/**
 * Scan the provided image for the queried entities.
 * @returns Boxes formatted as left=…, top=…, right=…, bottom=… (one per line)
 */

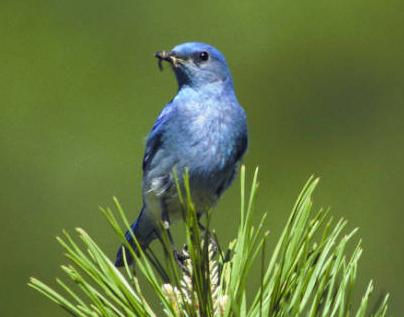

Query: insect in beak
left=155, top=50, right=183, bottom=71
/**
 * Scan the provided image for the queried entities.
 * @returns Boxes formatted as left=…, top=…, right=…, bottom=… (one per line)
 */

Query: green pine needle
left=28, top=166, right=389, bottom=316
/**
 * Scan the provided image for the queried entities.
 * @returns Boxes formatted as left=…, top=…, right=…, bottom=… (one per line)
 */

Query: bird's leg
left=161, top=210, right=189, bottom=267
left=197, top=213, right=219, bottom=256
left=161, top=210, right=176, bottom=250
left=162, top=218, right=175, bottom=248
left=145, top=245, right=170, bottom=283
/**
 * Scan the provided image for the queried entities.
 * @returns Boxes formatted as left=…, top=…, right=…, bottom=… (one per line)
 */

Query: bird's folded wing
left=142, top=102, right=175, bottom=173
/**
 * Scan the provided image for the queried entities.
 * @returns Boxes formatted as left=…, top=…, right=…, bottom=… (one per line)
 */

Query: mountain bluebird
left=115, top=42, right=248, bottom=267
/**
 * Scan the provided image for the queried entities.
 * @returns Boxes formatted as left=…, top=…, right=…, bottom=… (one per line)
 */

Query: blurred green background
left=1, top=0, right=403, bottom=315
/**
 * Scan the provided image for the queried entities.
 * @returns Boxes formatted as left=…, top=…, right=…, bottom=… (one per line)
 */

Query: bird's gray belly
left=144, top=160, right=235, bottom=222
left=166, top=164, right=235, bottom=218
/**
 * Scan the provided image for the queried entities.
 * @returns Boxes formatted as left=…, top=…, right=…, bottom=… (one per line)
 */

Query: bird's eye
left=199, top=51, right=209, bottom=62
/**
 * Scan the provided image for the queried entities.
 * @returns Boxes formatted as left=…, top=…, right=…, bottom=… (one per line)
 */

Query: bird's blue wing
left=142, top=103, right=174, bottom=172
left=116, top=105, right=176, bottom=268
left=215, top=126, right=248, bottom=196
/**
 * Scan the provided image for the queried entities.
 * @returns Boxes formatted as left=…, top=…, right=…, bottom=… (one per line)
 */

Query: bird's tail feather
left=114, top=206, right=157, bottom=267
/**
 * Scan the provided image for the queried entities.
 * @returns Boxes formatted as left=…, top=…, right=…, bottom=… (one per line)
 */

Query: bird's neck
left=177, top=76, right=235, bottom=99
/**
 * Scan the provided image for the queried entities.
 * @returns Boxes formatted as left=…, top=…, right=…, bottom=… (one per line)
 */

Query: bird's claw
left=174, top=246, right=190, bottom=272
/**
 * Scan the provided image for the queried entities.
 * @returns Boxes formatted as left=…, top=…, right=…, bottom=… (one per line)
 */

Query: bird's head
left=155, top=42, right=232, bottom=88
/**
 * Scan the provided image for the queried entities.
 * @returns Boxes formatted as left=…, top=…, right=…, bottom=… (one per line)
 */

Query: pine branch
left=29, top=166, right=390, bottom=316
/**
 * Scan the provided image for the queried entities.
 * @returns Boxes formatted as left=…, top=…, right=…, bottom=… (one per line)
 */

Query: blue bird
left=115, top=42, right=248, bottom=267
